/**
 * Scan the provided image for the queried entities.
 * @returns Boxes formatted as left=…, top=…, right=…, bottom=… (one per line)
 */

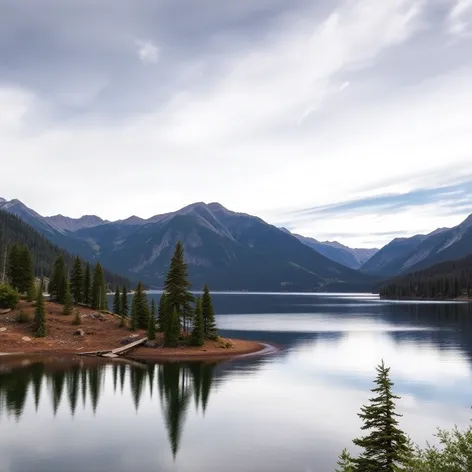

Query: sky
left=1, top=0, right=472, bottom=248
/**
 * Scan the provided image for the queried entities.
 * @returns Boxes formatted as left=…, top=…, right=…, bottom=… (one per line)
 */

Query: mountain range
left=0, top=198, right=377, bottom=291
left=2, top=197, right=472, bottom=291
left=361, top=214, right=472, bottom=277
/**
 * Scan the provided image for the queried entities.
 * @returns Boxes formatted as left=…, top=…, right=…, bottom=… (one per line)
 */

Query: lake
left=1, top=292, right=472, bottom=472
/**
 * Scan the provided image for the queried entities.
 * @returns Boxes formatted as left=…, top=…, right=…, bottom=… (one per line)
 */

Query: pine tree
left=70, top=256, right=84, bottom=304
left=120, top=285, right=128, bottom=327
left=100, top=270, right=107, bottom=310
left=18, top=246, right=34, bottom=294
left=157, top=292, right=167, bottom=332
left=130, top=296, right=137, bottom=331
left=6, top=244, right=20, bottom=290
left=336, top=449, right=355, bottom=472
left=91, top=263, right=104, bottom=310
left=63, top=276, right=73, bottom=315
left=131, top=281, right=149, bottom=329
left=72, top=309, right=81, bottom=326
left=147, top=298, right=156, bottom=340
left=26, top=278, right=37, bottom=302
left=113, top=286, right=121, bottom=314
left=165, top=307, right=180, bottom=347
left=163, top=241, right=194, bottom=334
left=50, top=254, right=66, bottom=302
left=191, top=297, right=204, bottom=346
left=34, top=280, right=46, bottom=337
left=83, top=262, right=91, bottom=306
left=202, top=284, right=217, bottom=340
left=351, top=360, right=411, bottom=471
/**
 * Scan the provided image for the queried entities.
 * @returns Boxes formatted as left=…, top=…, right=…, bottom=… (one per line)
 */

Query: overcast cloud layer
left=1, top=0, right=472, bottom=247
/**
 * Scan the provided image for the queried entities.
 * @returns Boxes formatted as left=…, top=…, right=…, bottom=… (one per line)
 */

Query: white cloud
left=2, top=0, right=472, bottom=247
left=136, top=40, right=159, bottom=64
left=448, top=0, right=472, bottom=36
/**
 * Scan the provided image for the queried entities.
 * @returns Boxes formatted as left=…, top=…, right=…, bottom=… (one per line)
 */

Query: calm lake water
left=1, top=292, right=472, bottom=472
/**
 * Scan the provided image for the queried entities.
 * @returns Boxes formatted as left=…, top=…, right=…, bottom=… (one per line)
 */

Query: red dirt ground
left=0, top=300, right=265, bottom=361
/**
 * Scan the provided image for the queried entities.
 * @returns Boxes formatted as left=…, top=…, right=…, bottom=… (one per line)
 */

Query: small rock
left=0, top=309, right=11, bottom=314
left=144, top=340, right=158, bottom=348
left=120, top=334, right=140, bottom=345
left=73, top=329, right=85, bottom=336
left=22, top=336, right=31, bottom=342
left=0, top=327, right=6, bottom=332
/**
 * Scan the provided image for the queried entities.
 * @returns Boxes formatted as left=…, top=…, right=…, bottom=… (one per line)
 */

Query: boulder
left=0, top=327, right=6, bottom=332
left=144, top=340, right=158, bottom=348
left=120, top=334, right=140, bottom=345
left=0, top=309, right=11, bottom=315
left=73, top=329, right=85, bottom=336
left=22, top=336, right=31, bottom=342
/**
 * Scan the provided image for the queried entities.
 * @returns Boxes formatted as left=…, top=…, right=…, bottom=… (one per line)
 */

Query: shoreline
left=380, top=295, right=472, bottom=302
left=0, top=300, right=273, bottom=363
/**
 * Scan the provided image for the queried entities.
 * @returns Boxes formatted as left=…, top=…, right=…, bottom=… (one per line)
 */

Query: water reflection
left=0, top=358, right=218, bottom=460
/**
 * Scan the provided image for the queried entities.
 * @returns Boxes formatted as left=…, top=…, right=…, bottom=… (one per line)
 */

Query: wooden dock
left=78, top=337, right=148, bottom=358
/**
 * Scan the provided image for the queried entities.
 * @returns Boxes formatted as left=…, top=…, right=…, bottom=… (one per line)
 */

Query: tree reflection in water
left=0, top=359, right=217, bottom=459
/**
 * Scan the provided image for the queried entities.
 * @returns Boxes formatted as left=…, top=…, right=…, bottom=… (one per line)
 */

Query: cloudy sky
left=1, top=0, right=472, bottom=248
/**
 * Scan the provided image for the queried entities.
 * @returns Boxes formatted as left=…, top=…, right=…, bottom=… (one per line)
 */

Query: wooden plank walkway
left=78, top=337, right=148, bottom=358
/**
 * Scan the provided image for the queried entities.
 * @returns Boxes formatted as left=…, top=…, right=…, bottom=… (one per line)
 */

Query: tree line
left=0, top=209, right=131, bottom=289
left=112, top=241, right=218, bottom=347
left=380, top=254, right=472, bottom=300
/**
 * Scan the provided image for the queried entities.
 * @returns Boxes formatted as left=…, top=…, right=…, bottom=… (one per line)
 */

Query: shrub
left=16, top=309, right=30, bottom=324
left=0, top=284, right=19, bottom=309
left=72, top=310, right=81, bottom=326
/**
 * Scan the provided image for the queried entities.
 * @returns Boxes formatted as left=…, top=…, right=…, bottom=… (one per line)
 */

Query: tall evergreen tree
left=83, top=262, right=91, bottom=306
left=18, top=246, right=34, bottom=294
left=91, top=262, right=105, bottom=310
left=191, top=297, right=204, bottom=346
left=6, top=244, right=20, bottom=290
left=50, top=254, right=66, bottom=302
left=147, top=298, right=156, bottom=340
left=100, top=269, right=107, bottom=310
left=120, top=285, right=128, bottom=327
left=202, top=284, right=218, bottom=340
left=63, top=276, right=73, bottom=315
left=34, top=280, right=46, bottom=337
left=163, top=241, right=194, bottom=334
left=113, top=286, right=121, bottom=314
left=157, top=292, right=167, bottom=332
left=131, top=281, right=149, bottom=329
left=165, top=307, right=180, bottom=347
left=26, top=278, right=37, bottom=302
left=350, top=360, right=411, bottom=471
left=70, top=256, right=84, bottom=304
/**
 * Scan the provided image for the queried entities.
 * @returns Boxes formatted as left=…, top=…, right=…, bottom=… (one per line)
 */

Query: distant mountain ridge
left=361, top=215, right=472, bottom=277
left=45, top=214, right=109, bottom=232
left=0, top=198, right=377, bottom=291
left=281, top=228, right=378, bottom=270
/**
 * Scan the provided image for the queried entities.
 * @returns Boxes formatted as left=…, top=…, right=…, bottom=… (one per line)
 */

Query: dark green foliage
left=6, top=244, right=20, bottom=289
left=147, top=298, right=156, bottom=340
left=131, top=281, right=149, bottom=329
left=50, top=254, right=66, bottom=303
left=91, top=262, right=105, bottom=310
left=336, top=449, right=355, bottom=472
left=113, top=286, right=121, bottom=314
left=157, top=292, right=167, bottom=332
left=70, top=256, right=84, bottom=304
left=0, top=210, right=131, bottom=290
left=34, top=281, right=47, bottom=337
left=120, top=285, right=128, bottom=327
left=83, top=262, right=91, bottom=306
left=191, top=297, right=204, bottom=346
left=163, top=241, right=194, bottom=334
left=26, top=278, right=36, bottom=302
left=165, top=308, right=180, bottom=347
left=380, top=254, right=472, bottom=300
left=121, top=285, right=128, bottom=316
left=63, top=277, right=73, bottom=315
left=0, top=284, right=19, bottom=309
left=72, top=309, right=81, bottom=325
left=348, top=361, right=411, bottom=471
left=6, top=244, right=34, bottom=294
left=202, top=284, right=218, bottom=339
